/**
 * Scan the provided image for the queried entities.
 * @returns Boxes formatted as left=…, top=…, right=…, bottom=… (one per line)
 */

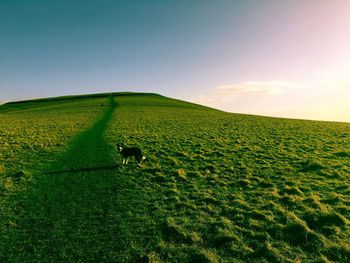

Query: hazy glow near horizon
left=1, top=0, right=350, bottom=122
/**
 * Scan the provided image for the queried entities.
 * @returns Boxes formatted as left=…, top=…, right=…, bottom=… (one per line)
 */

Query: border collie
left=117, top=143, right=146, bottom=165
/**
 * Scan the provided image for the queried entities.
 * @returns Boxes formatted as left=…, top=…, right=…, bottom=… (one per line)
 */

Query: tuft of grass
left=213, top=228, right=240, bottom=247
left=282, top=185, right=304, bottom=196
left=303, top=209, right=349, bottom=230
left=162, top=217, right=190, bottom=243
left=174, top=168, right=187, bottom=180
left=333, top=151, right=350, bottom=158
left=283, top=212, right=322, bottom=248
left=324, top=243, right=350, bottom=262
left=189, top=249, right=219, bottom=263
left=300, top=159, right=325, bottom=172
left=283, top=221, right=321, bottom=247
left=253, top=241, right=289, bottom=263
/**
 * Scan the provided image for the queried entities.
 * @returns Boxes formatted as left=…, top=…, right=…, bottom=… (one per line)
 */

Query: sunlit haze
left=1, top=0, right=349, bottom=122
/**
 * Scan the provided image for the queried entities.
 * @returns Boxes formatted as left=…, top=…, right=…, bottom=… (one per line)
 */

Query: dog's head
left=117, top=143, right=124, bottom=152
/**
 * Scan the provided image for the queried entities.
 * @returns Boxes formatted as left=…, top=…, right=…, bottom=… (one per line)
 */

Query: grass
left=1, top=92, right=350, bottom=262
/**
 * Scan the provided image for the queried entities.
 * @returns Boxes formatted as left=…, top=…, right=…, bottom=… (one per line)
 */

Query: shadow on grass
left=1, top=97, right=157, bottom=262
left=47, top=96, right=118, bottom=173
left=46, top=164, right=118, bottom=175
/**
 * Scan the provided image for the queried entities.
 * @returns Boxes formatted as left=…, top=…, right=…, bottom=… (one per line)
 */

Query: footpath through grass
left=1, top=93, right=350, bottom=262
left=0, top=96, right=159, bottom=262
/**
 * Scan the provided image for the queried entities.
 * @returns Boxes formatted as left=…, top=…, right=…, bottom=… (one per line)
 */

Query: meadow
left=0, top=93, right=349, bottom=262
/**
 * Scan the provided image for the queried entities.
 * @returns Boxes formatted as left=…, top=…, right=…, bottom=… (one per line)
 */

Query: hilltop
left=0, top=92, right=349, bottom=262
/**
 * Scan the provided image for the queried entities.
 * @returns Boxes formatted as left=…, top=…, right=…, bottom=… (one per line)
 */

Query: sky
left=1, top=0, right=350, bottom=122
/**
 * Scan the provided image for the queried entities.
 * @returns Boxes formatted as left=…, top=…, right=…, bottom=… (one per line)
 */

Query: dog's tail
left=138, top=156, right=147, bottom=167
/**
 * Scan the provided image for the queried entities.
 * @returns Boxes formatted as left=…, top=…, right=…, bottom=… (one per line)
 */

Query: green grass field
left=1, top=93, right=349, bottom=262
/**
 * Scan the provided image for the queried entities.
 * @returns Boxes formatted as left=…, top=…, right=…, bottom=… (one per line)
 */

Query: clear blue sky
left=1, top=0, right=350, bottom=121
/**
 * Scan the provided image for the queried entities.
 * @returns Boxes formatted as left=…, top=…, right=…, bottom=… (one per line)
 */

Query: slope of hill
left=1, top=92, right=349, bottom=262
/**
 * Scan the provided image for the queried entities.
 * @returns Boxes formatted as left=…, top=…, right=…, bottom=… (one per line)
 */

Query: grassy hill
left=0, top=92, right=349, bottom=262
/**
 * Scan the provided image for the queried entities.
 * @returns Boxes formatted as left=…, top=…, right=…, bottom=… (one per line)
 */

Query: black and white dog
left=117, top=143, right=146, bottom=165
